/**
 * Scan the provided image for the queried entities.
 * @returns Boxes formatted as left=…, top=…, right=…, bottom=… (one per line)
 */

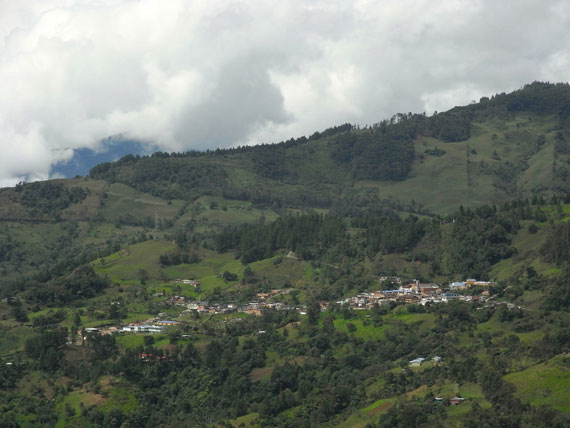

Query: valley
left=0, top=83, right=569, bottom=427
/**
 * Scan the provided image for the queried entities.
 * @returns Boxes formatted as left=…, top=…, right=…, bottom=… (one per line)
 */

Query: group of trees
left=24, top=265, right=110, bottom=306
left=2, top=200, right=569, bottom=426
left=542, top=221, right=570, bottom=265
left=12, top=298, right=564, bottom=427
left=158, top=250, right=200, bottom=266
left=15, top=181, right=87, bottom=214
left=353, top=215, right=425, bottom=254
left=214, top=204, right=523, bottom=281
left=90, top=158, right=229, bottom=200
left=329, top=122, right=416, bottom=181
left=215, top=214, right=347, bottom=263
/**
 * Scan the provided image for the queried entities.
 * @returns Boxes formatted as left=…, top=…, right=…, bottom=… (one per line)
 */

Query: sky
left=1, top=0, right=570, bottom=187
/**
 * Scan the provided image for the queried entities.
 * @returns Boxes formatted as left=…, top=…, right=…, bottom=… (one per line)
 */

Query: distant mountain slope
left=51, top=138, right=151, bottom=178
left=87, top=82, right=570, bottom=214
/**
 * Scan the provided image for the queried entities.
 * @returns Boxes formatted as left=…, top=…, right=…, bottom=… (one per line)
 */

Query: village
left=337, top=277, right=494, bottom=310
left=80, top=277, right=495, bottom=338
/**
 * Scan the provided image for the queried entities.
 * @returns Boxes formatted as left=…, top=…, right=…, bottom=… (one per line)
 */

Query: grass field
left=334, top=398, right=396, bottom=428
left=54, top=379, right=138, bottom=428
left=228, top=412, right=260, bottom=427
left=505, top=355, right=570, bottom=413
left=98, top=183, right=185, bottom=222
left=92, top=239, right=313, bottom=299
left=330, top=310, right=435, bottom=342
left=353, top=113, right=560, bottom=214
left=0, top=325, right=36, bottom=355
left=94, top=239, right=177, bottom=283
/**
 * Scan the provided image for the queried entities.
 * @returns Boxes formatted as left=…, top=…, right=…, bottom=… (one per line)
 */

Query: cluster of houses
left=173, top=279, right=200, bottom=288
left=337, top=278, right=493, bottom=310
left=84, top=277, right=496, bottom=337
left=184, top=300, right=293, bottom=316
left=435, top=396, right=466, bottom=406
left=145, top=277, right=495, bottom=319
left=409, top=355, right=442, bottom=367
left=448, top=278, right=494, bottom=290
left=121, top=318, right=182, bottom=334
left=174, top=288, right=294, bottom=316
left=408, top=356, right=467, bottom=405
left=81, top=317, right=184, bottom=337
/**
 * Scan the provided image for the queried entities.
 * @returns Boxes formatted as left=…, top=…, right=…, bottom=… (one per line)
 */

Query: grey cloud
left=173, top=56, right=291, bottom=149
left=1, top=0, right=570, bottom=186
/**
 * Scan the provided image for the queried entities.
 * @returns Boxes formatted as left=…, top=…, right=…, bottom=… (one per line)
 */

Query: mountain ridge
left=85, top=81, right=570, bottom=214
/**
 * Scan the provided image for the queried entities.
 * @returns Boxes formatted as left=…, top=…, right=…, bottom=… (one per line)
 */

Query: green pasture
left=505, top=355, right=570, bottom=413
left=98, top=183, right=185, bottom=222
left=354, top=113, right=560, bottom=214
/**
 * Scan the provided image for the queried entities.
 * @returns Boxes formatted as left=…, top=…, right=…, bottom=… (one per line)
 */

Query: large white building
left=122, top=324, right=166, bottom=334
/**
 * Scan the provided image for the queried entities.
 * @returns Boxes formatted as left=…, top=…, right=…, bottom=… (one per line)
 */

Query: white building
left=122, top=324, right=166, bottom=334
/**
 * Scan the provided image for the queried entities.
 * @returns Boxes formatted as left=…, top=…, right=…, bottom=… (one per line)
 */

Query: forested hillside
left=0, top=82, right=569, bottom=428
left=89, top=81, right=570, bottom=213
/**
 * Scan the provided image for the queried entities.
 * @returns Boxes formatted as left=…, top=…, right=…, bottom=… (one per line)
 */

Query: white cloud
left=1, top=0, right=570, bottom=186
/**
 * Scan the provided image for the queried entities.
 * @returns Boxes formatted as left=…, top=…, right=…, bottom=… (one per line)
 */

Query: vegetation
left=0, top=82, right=569, bottom=427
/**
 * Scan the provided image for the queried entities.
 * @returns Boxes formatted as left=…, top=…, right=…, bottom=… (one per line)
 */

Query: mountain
left=51, top=138, right=151, bottom=179
left=0, top=82, right=569, bottom=428
left=88, top=81, right=570, bottom=214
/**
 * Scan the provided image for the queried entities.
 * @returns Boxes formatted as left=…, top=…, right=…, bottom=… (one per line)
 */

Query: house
left=432, top=356, right=442, bottom=363
left=465, top=278, right=494, bottom=287
left=175, top=279, right=200, bottom=287
left=418, top=283, right=441, bottom=295
left=409, top=357, right=425, bottom=367
left=122, top=324, right=166, bottom=334
left=372, top=291, right=385, bottom=299
left=449, top=397, right=465, bottom=405
left=449, top=281, right=468, bottom=290
left=473, top=280, right=494, bottom=287
left=139, top=353, right=168, bottom=362
left=155, top=320, right=181, bottom=326
left=441, top=293, right=461, bottom=302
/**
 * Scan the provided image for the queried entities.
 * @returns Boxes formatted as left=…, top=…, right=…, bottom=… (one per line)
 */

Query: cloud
left=1, top=0, right=570, bottom=186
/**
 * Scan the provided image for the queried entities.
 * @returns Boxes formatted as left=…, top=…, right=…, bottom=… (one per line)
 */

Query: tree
left=242, top=265, right=254, bottom=284
left=137, top=269, right=149, bottom=285
left=109, top=304, right=121, bottom=322
left=168, top=329, right=181, bottom=344
left=307, top=301, right=321, bottom=325
left=222, top=271, right=238, bottom=282
left=10, top=305, right=28, bottom=322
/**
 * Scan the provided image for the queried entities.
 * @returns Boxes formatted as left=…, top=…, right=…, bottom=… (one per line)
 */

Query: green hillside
left=0, top=82, right=569, bottom=428
left=88, top=82, right=570, bottom=214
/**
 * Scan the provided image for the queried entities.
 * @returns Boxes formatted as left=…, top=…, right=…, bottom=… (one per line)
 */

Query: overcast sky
left=1, top=0, right=570, bottom=187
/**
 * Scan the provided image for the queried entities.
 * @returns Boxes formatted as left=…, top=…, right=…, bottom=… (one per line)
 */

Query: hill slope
left=87, top=81, right=570, bottom=214
left=0, top=82, right=569, bottom=428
